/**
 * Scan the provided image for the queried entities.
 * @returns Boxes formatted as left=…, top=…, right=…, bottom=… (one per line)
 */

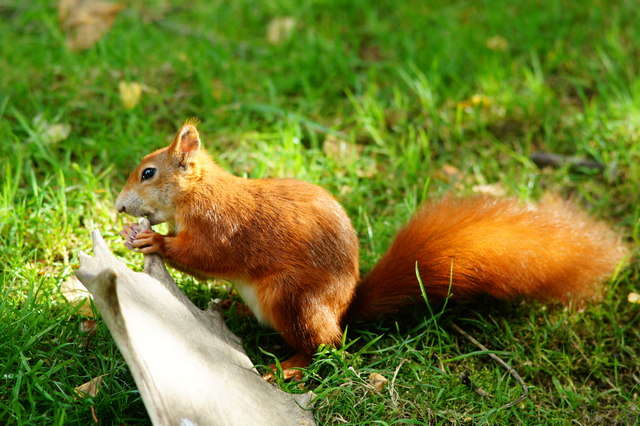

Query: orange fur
left=116, top=123, right=628, bottom=377
left=348, top=196, right=628, bottom=320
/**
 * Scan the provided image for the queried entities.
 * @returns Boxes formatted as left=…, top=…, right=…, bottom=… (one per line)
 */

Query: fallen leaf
left=486, top=35, right=509, bottom=51
left=61, top=276, right=95, bottom=317
left=434, top=164, right=465, bottom=185
left=628, top=292, right=640, bottom=304
left=32, top=115, right=72, bottom=144
left=359, top=43, right=383, bottom=62
left=266, top=17, right=296, bottom=44
left=74, top=375, right=106, bottom=398
left=355, top=158, right=379, bottom=178
left=210, top=79, right=228, bottom=101
left=118, top=81, right=142, bottom=109
left=58, top=0, right=124, bottom=51
left=472, top=183, right=506, bottom=197
left=385, top=108, right=407, bottom=129
left=45, top=123, right=72, bottom=143
left=339, top=185, right=354, bottom=195
left=457, top=94, right=492, bottom=110
left=441, top=164, right=461, bottom=178
left=368, top=372, right=388, bottom=392
left=323, top=135, right=360, bottom=164
left=80, top=319, right=98, bottom=335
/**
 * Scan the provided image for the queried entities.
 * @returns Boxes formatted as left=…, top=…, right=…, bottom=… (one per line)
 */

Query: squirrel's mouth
left=144, top=213, right=164, bottom=226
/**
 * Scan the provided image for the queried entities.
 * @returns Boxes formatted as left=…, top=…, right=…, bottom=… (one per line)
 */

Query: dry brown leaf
left=385, top=108, right=407, bottom=128
left=441, top=164, right=461, bottom=178
left=368, top=372, right=388, bottom=392
left=628, top=292, right=640, bottom=304
left=61, top=276, right=95, bottom=317
left=74, top=375, right=106, bottom=398
left=486, top=35, right=509, bottom=51
left=80, top=319, right=98, bottom=335
left=266, top=17, right=296, bottom=44
left=359, top=43, right=383, bottom=62
left=210, top=79, right=228, bottom=101
left=58, top=0, right=124, bottom=51
left=434, top=164, right=463, bottom=184
left=472, top=183, right=506, bottom=197
left=118, top=81, right=142, bottom=109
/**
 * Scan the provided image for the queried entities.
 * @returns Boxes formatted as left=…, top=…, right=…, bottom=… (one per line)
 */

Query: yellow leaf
left=118, top=81, right=142, bottom=109
left=58, top=0, right=124, bottom=51
left=457, top=94, right=492, bottom=110
left=368, top=372, right=388, bottom=392
left=266, top=17, right=296, bottom=45
left=74, top=375, right=106, bottom=398
left=486, top=35, right=509, bottom=51
left=210, top=79, right=227, bottom=101
left=628, top=292, right=640, bottom=304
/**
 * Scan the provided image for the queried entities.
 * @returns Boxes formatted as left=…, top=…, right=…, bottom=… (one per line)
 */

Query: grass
left=1, top=0, right=639, bottom=423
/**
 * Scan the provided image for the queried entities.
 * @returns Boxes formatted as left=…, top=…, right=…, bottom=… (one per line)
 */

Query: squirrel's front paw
left=120, top=224, right=164, bottom=254
left=129, top=230, right=165, bottom=255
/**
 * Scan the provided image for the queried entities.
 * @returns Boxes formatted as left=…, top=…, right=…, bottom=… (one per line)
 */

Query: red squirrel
left=116, top=121, right=628, bottom=380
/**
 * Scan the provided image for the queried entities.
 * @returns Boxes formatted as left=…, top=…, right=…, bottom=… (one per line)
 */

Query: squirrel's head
left=115, top=121, right=211, bottom=225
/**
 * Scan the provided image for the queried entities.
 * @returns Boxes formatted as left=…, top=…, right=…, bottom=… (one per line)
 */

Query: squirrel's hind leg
left=259, top=272, right=352, bottom=381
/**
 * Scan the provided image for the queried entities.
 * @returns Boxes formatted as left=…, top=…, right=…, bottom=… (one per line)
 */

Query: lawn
left=1, top=0, right=639, bottom=423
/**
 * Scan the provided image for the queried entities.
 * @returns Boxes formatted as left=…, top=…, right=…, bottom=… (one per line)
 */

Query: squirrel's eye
left=141, top=167, right=156, bottom=181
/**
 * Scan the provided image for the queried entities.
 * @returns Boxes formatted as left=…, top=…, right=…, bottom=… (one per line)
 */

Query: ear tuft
left=171, top=122, right=201, bottom=154
left=183, top=117, right=200, bottom=127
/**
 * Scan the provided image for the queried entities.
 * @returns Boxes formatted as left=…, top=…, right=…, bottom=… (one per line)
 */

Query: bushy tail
left=348, top=196, right=628, bottom=321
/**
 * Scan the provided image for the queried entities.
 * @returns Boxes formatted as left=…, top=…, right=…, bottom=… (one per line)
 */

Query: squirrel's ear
left=170, top=123, right=201, bottom=155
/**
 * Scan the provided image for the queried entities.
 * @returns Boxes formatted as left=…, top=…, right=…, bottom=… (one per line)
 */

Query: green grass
left=1, top=0, right=639, bottom=423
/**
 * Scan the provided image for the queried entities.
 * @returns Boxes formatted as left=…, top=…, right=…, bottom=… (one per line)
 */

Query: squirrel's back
left=348, top=195, right=628, bottom=321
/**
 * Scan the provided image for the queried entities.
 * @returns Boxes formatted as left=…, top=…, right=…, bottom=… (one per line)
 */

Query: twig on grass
left=389, top=359, right=407, bottom=408
left=451, top=322, right=529, bottom=410
left=530, top=152, right=605, bottom=172
left=460, top=372, right=493, bottom=398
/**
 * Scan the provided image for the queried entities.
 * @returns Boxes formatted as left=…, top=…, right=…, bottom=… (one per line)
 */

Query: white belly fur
left=233, top=281, right=269, bottom=326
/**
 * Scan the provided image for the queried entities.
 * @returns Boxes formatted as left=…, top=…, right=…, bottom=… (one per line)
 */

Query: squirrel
left=116, top=121, right=628, bottom=380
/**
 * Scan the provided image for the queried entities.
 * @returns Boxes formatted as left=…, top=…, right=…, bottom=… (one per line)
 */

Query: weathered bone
left=75, top=219, right=314, bottom=426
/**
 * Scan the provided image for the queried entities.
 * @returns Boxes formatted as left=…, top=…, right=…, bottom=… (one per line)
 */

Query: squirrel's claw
left=120, top=225, right=163, bottom=254
left=120, top=223, right=141, bottom=250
